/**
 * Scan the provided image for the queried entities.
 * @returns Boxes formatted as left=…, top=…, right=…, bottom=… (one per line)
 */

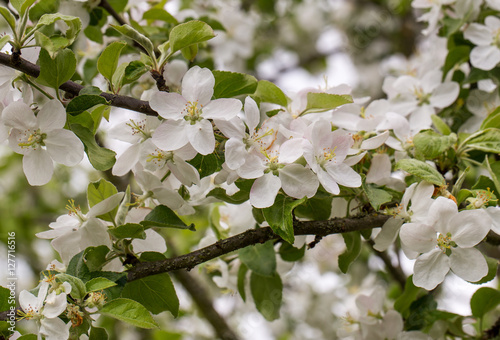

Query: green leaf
left=123, top=61, right=148, bottom=85
left=253, top=80, right=289, bottom=107
left=338, top=231, right=361, bottom=274
left=406, top=294, right=438, bottom=330
left=0, top=6, right=16, bottom=31
left=109, top=223, right=146, bottom=240
left=207, top=187, right=250, bottom=204
left=294, top=196, right=332, bottom=220
left=471, top=287, right=500, bottom=318
left=461, top=128, right=500, bottom=153
left=212, top=71, right=258, bottom=99
left=67, top=95, right=107, bottom=116
left=485, top=158, right=500, bottom=195
left=395, top=159, right=445, bottom=186
left=98, top=41, right=127, bottom=86
left=0, top=286, right=11, bottom=311
left=71, top=124, right=116, bottom=171
left=100, top=298, right=159, bottom=329
left=238, top=241, right=276, bottom=277
left=394, top=276, right=423, bottom=318
left=181, top=43, right=198, bottom=62
left=111, top=24, right=155, bottom=59
left=0, top=34, right=9, bottom=51
left=278, top=242, right=305, bottom=262
left=84, top=245, right=110, bottom=272
left=37, top=48, right=76, bottom=90
left=121, top=273, right=179, bottom=316
left=141, top=205, right=195, bottom=230
left=85, top=277, right=118, bottom=292
left=143, top=8, right=178, bottom=24
left=66, top=251, right=91, bottom=280
left=56, top=273, right=86, bottom=300
left=16, top=335, right=37, bottom=340
left=34, top=13, right=82, bottom=56
left=481, top=106, right=500, bottom=130
left=28, top=0, right=58, bottom=21
left=169, top=20, right=215, bottom=55
left=89, top=327, right=108, bottom=340
left=262, top=195, right=306, bottom=244
left=11, top=0, right=36, bottom=15
left=250, top=272, right=282, bottom=321
left=443, top=45, right=470, bottom=77
left=413, top=130, right=456, bottom=159
left=362, top=183, right=393, bottom=211
left=188, top=153, right=223, bottom=178
left=431, top=114, right=451, bottom=135
left=302, top=92, right=353, bottom=114
left=87, top=179, right=118, bottom=208
left=237, top=263, right=248, bottom=302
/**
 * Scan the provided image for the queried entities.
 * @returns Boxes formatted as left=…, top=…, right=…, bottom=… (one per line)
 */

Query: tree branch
left=127, top=213, right=391, bottom=281
left=0, top=52, right=158, bottom=116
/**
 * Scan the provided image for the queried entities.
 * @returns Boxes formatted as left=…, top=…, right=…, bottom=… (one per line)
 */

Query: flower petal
left=23, top=149, right=53, bottom=186
left=182, top=66, right=214, bottom=105
left=470, top=45, right=500, bottom=71
left=203, top=98, right=242, bottom=120
left=152, top=120, right=189, bottom=151
left=37, top=100, right=66, bottom=131
left=279, top=164, right=319, bottom=199
left=45, top=129, right=84, bottom=166
left=450, top=247, right=488, bottom=282
left=250, top=173, right=281, bottom=208
left=449, top=209, right=491, bottom=247
left=413, top=249, right=450, bottom=290
left=399, top=222, right=436, bottom=254
left=373, top=217, right=404, bottom=252
left=186, top=119, right=215, bottom=155
left=149, top=92, right=187, bottom=120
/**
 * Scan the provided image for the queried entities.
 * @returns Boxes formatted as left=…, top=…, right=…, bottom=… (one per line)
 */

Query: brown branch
left=127, top=213, right=390, bottom=281
left=367, top=239, right=407, bottom=289
left=0, top=52, right=158, bottom=116
left=98, top=0, right=127, bottom=26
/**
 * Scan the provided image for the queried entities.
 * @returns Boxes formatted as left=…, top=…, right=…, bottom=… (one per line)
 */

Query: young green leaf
left=71, top=124, right=116, bottom=171
left=239, top=241, right=276, bottom=277
left=395, top=159, right=445, bottom=186
left=55, top=274, right=86, bottom=300
left=338, top=231, right=362, bottom=274
left=0, top=6, right=16, bottom=31
left=141, top=205, right=195, bottom=230
left=98, top=41, right=127, bottom=86
left=213, top=71, right=258, bottom=98
left=99, top=298, right=159, bottom=329
left=121, top=273, right=179, bottom=316
left=237, top=263, right=248, bottom=302
left=85, top=277, right=118, bottom=293
left=67, top=95, right=108, bottom=116
left=470, top=287, right=500, bottom=319
left=461, top=128, right=500, bottom=153
left=253, top=80, right=289, bottom=107
left=169, top=20, right=215, bottom=55
left=250, top=272, right=283, bottom=321
left=262, top=195, right=306, bottom=244
left=413, top=130, right=457, bottom=159
left=37, top=48, right=76, bottom=90
left=302, top=92, right=353, bottom=114
left=87, top=179, right=118, bottom=208
left=111, top=24, right=155, bottom=60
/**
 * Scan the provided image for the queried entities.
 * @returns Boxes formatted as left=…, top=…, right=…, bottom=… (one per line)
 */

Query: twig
left=127, top=213, right=391, bottom=281
left=0, top=52, right=158, bottom=116
left=367, top=239, right=407, bottom=289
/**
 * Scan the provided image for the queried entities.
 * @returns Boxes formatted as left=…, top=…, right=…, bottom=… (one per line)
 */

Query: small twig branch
left=98, top=0, right=127, bottom=26
left=0, top=52, right=158, bottom=116
left=127, top=213, right=391, bottom=281
left=367, top=239, right=407, bottom=289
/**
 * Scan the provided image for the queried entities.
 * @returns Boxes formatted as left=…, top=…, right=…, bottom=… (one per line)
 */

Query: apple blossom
left=151, top=66, right=242, bottom=155
left=464, top=16, right=500, bottom=70
left=399, top=197, right=491, bottom=290
left=2, top=100, right=84, bottom=186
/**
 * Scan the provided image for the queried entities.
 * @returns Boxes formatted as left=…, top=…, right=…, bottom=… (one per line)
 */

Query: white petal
left=225, top=138, right=247, bottom=170
left=2, top=101, right=37, bottom=130
left=244, top=96, right=260, bottom=132
left=152, top=187, right=185, bottom=210
left=45, top=129, right=84, bottom=166
left=37, top=100, right=66, bottom=131
left=250, top=173, right=281, bottom=208
left=23, top=149, right=53, bottom=186
left=464, top=23, right=493, bottom=45
left=79, top=219, right=112, bottom=250
left=152, top=120, right=189, bottom=151
left=149, top=92, right=187, bottom=120
left=373, top=217, right=404, bottom=252
left=430, top=82, right=459, bottom=108
left=449, top=209, right=491, bottom=247
left=88, top=192, right=125, bottom=217
left=399, top=223, right=436, bottom=254
left=366, top=153, right=391, bottom=184
left=186, top=119, right=215, bottom=155
left=43, top=292, right=67, bottom=318
left=112, top=143, right=141, bottom=176
left=317, top=168, right=340, bottom=195
left=428, top=197, right=457, bottom=231
left=278, top=138, right=305, bottom=163
left=51, top=230, right=82, bottom=264
left=450, top=247, right=488, bottom=282
left=470, top=45, right=500, bottom=71
left=486, top=206, right=500, bottom=235
left=182, top=66, right=214, bottom=105
left=40, top=316, right=71, bottom=340
left=203, top=98, right=242, bottom=120
left=215, top=118, right=245, bottom=139
left=238, top=154, right=266, bottom=179
left=168, top=156, right=200, bottom=186
left=360, top=131, right=389, bottom=150
left=325, top=163, right=362, bottom=188
left=279, top=164, right=319, bottom=199
left=413, top=249, right=450, bottom=290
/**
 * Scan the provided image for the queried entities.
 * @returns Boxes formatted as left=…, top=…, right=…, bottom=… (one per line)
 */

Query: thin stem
left=23, top=76, right=54, bottom=99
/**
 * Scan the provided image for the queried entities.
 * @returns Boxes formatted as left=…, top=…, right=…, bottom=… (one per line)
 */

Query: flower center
left=437, top=232, right=456, bottom=254
left=66, top=199, right=85, bottom=223
left=316, top=146, right=337, bottom=168
left=126, top=119, right=150, bottom=139
left=147, top=148, right=174, bottom=166
left=18, top=128, right=46, bottom=150
left=414, top=87, right=431, bottom=106
left=183, top=101, right=203, bottom=125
